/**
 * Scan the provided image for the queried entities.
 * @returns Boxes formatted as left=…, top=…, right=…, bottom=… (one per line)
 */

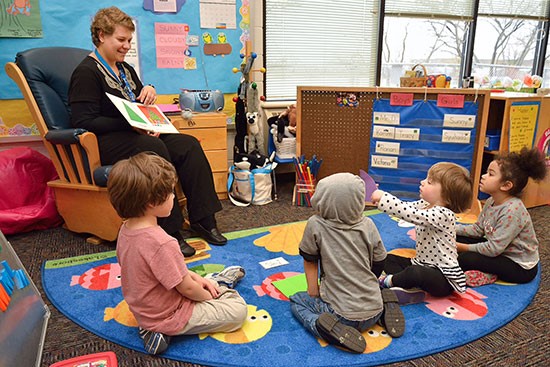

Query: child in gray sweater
left=456, top=147, right=547, bottom=287
left=290, top=173, right=404, bottom=354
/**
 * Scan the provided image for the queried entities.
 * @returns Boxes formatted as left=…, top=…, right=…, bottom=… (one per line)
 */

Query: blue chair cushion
left=15, top=47, right=90, bottom=130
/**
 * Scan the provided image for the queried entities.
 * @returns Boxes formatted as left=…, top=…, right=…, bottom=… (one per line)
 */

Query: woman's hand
left=137, top=85, right=156, bottom=105
left=133, top=128, right=160, bottom=138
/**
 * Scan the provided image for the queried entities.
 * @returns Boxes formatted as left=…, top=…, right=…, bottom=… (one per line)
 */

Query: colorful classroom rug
left=42, top=210, right=540, bottom=367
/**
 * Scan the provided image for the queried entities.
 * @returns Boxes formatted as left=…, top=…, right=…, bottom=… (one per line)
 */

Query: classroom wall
left=0, top=0, right=249, bottom=138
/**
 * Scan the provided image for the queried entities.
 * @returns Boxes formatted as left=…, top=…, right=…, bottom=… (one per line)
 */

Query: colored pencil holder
left=293, top=179, right=316, bottom=207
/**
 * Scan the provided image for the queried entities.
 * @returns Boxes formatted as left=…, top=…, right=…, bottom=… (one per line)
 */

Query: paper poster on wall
left=200, top=0, right=237, bottom=29
left=143, top=0, right=185, bottom=13
left=155, top=23, right=189, bottom=69
left=509, top=101, right=539, bottom=152
left=0, top=0, right=42, bottom=38
left=154, top=0, right=177, bottom=12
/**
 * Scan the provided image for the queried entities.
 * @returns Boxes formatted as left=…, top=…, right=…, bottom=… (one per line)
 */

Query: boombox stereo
left=179, top=89, right=224, bottom=112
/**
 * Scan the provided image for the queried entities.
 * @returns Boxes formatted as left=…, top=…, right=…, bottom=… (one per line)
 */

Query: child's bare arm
left=303, top=260, right=320, bottom=297
left=189, top=272, right=221, bottom=298
left=176, top=273, right=215, bottom=301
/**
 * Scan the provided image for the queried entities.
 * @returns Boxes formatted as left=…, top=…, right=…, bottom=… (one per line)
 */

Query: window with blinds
left=478, top=0, right=550, bottom=20
left=264, top=0, right=379, bottom=100
left=384, top=0, right=474, bottom=20
left=264, top=0, right=550, bottom=98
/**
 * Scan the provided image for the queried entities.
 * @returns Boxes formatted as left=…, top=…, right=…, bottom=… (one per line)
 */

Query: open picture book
left=106, top=92, right=179, bottom=134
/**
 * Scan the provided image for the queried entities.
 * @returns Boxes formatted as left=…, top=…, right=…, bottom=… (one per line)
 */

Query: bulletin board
left=297, top=87, right=491, bottom=203
left=0, top=0, right=248, bottom=100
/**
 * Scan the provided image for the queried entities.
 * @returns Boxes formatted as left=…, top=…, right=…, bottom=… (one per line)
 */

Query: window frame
left=263, top=0, right=550, bottom=100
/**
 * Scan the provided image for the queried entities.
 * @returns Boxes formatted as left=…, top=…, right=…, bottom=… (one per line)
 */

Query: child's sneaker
left=206, top=265, right=245, bottom=289
left=378, top=274, right=392, bottom=288
left=390, top=287, right=426, bottom=305
left=465, top=270, right=497, bottom=287
left=315, top=312, right=366, bottom=354
left=138, top=327, right=171, bottom=355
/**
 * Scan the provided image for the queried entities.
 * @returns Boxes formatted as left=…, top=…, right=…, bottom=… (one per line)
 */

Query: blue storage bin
left=484, top=130, right=501, bottom=151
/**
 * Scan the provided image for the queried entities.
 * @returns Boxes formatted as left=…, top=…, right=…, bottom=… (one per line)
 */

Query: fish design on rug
left=406, top=228, right=416, bottom=241
left=318, top=324, right=391, bottom=353
left=425, top=288, right=488, bottom=320
left=198, top=304, right=272, bottom=343
left=184, top=239, right=212, bottom=264
left=363, top=324, right=392, bottom=353
left=188, top=263, right=225, bottom=277
left=253, top=222, right=306, bottom=255
left=254, top=272, right=301, bottom=301
left=388, top=247, right=416, bottom=258
left=70, top=262, right=121, bottom=290
left=104, top=299, right=138, bottom=327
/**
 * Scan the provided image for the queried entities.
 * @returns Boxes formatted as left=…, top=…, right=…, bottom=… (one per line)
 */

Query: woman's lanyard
left=94, top=49, right=136, bottom=102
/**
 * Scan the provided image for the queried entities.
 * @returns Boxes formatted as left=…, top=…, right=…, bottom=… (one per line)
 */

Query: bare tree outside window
left=381, top=16, right=542, bottom=88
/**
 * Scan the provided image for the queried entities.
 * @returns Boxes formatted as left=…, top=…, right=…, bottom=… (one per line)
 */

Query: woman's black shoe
left=190, top=223, right=228, bottom=245
left=179, top=238, right=196, bottom=257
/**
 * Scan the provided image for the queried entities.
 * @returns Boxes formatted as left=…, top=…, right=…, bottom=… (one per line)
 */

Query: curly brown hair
left=90, top=6, right=135, bottom=47
left=495, top=147, right=548, bottom=197
left=107, top=152, right=177, bottom=219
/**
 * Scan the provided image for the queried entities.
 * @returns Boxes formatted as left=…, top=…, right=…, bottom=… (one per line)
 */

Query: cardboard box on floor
left=0, top=230, right=50, bottom=367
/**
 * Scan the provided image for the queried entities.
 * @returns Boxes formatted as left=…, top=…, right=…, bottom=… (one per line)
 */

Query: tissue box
left=484, top=130, right=501, bottom=151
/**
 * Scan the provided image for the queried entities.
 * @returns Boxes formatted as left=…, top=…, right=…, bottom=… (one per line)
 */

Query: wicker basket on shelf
left=400, top=64, right=428, bottom=87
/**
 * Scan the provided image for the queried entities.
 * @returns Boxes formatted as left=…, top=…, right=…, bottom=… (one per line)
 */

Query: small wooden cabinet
left=484, top=93, right=550, bottom=208
left=169, top=112, right=228, bottom=199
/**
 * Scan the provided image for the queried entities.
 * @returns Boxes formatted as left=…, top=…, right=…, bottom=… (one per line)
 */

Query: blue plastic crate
left=484, top=130, right=501, bottom=151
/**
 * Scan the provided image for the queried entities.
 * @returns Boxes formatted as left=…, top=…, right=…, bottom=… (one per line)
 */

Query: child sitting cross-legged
left=456, top=147, right=547, bottom=287
left=371, top=162, right=473, bottom=303
left=290, top=173, right=405, bottom=354
left=108, top=152, right=247, bottom=355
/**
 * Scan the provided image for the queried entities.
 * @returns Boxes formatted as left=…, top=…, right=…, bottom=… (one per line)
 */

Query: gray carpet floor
left=6, top=176, right=549, bottom=367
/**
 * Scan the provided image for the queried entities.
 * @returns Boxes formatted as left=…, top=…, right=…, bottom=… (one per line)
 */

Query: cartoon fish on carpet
left=184, top=239, right=212, bottom=264
left=318, top=324, right=391, bottom=353
left=104, top=299, right=138, bottom=327
left=199, top=304, right=272, bottom=343
left=254, top=272, right=301, bottom=301
left=70, top=262, right=121, bottom=290
left=425, top=288, right=488, bottom=320
left=389, top=247, right=416, bottom=258
left=253, top=222, right=306, bottom=255
left=188, top=263, right=225, bottom=277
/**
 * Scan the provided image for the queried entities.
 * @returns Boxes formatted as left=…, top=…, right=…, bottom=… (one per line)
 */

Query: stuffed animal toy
left=246, top=111, right=264, bottom=153
left=270, top=104, right=297, bottom=142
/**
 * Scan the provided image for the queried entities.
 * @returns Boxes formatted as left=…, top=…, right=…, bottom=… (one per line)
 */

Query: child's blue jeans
left=289, top=291, right=382, bottom=338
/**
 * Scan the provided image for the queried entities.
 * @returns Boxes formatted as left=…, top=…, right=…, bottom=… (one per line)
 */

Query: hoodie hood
left=311, top=172, right=365, bottom=227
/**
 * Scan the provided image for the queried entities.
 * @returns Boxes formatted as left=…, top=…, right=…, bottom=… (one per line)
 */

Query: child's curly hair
left=495, top=147, right=547, bottom=197
left=428, top=162, right=473, bottom=213
left=107, top=152, right=177, bottom=219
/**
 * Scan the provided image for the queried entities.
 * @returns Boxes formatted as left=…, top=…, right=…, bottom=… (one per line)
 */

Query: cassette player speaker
left=179, top=89, right=224, bottom=113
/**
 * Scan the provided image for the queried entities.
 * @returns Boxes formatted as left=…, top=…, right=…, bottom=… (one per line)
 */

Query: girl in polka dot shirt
left=371, top=162, right=473, bottom=300
left=456, top=148, right=547, bottom=287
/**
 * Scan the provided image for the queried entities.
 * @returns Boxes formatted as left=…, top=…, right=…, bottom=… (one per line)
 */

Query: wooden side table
left=169, top=112, right=228, bottom=199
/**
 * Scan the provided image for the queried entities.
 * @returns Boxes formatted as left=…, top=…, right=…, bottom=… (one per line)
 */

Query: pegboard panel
left=297, top=87, right=491, bottom=193
left=298, top=89, right=376, bottom=179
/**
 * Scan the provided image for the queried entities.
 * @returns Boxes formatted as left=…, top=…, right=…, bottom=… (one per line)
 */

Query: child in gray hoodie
left=290, top=172, right=404, bottom=354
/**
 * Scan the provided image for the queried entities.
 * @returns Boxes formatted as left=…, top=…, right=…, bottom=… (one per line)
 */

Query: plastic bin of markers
left=293, top=179, right=316, bottom=207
